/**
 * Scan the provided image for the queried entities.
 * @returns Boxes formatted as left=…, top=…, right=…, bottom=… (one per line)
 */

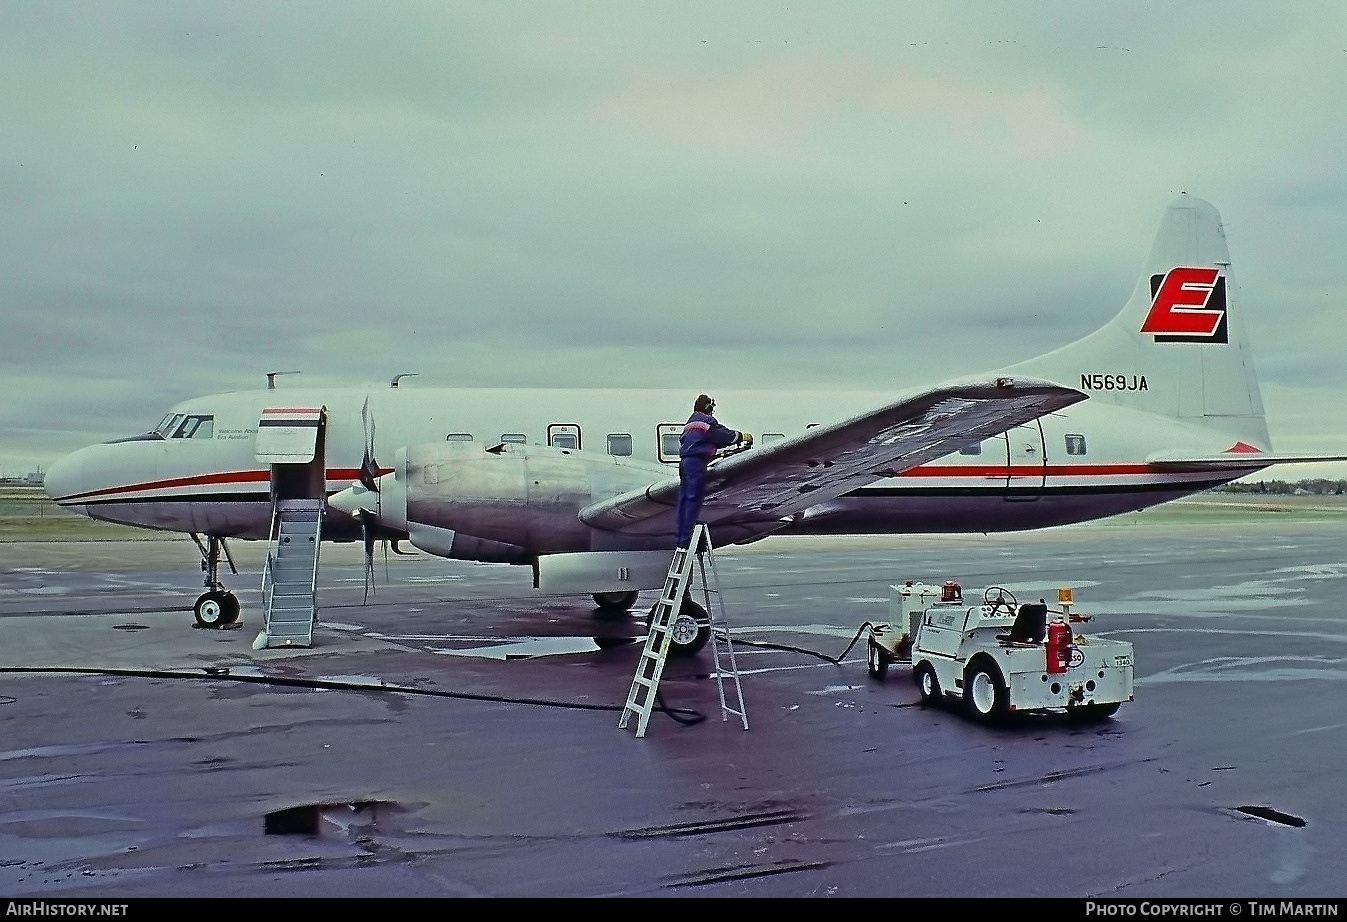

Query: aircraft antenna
left=391, top=373, right=419, bottom=388
left=266, top=370, right=301, bottom=390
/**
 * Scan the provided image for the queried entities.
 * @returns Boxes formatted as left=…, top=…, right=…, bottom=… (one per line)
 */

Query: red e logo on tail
left=1140, top=266, right=1227, bottom=342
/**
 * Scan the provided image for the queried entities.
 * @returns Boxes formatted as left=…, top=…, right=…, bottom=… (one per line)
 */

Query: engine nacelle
left=403, top=521, right=533, bottom=565
left=379, top=441, right=671, bottom=556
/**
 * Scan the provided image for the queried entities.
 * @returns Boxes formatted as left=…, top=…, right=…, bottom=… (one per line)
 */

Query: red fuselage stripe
left=54, top=461, right=1213, bottom=504
left=55, top=468, right=375, bottom=503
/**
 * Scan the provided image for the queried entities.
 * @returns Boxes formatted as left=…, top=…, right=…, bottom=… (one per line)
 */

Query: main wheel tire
left=592, top=590, right=639, bottom=613
left=963, top=661, right=1009, bottom=723
left=194, top=590, right=229, bottom=628
left=913, top=661, right=940, bottom=705
left=647, top=598, right=711, bottom=657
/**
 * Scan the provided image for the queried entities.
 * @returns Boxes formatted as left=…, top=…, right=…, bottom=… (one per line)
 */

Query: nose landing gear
left=191, top=533, right=241, bottom=628
left=194, top=589, right=240, bottom=627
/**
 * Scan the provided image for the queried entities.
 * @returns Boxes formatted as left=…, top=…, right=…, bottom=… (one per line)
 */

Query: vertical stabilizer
left=1006, top=194, right=1269, bottom=449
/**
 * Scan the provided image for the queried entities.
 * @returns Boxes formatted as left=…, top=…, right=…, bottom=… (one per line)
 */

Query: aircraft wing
left=579, top=376, right=1086, bottom=544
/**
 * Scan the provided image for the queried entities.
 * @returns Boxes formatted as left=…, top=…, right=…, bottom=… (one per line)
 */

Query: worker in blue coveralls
left=676, top=394, right=752, bottom=548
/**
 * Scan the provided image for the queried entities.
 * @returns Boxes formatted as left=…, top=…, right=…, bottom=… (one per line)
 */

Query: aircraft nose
left=43, top=447, right=87, bottom=514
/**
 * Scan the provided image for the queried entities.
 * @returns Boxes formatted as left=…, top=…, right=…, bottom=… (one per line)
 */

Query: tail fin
left=1007, top=194, right=1270, bottom=451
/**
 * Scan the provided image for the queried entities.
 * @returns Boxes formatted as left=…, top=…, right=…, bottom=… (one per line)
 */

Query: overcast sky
left=3, top=2, right=1346, bottom=479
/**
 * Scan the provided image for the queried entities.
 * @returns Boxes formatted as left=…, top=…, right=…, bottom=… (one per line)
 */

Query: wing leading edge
left=578, top=376, right=1086, bottom=545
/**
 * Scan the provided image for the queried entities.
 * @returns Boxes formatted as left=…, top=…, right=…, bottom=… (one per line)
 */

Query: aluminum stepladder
left=619, top=523, right=749, bottom=738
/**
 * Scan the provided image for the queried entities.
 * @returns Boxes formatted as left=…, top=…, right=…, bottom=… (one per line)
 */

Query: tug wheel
left=1068, top=702, right=1121, bottom=722
left=913, top=662, right=940, bottom=705
left=964, top=660, right=1009, bottom=723
left=867, top=640, right=890, bottom=681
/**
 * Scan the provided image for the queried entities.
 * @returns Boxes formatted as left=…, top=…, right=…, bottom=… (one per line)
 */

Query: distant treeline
left=1219, top=479, right=1347, bottom=495
left=5, top=475, right=1344, bottom=495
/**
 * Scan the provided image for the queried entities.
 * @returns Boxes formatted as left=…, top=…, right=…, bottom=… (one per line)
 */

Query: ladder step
left=261, top=501, right=323, bottom=650
left=268, top=618, right=312, bottom=628
left=268, top=608, right=313, bottom=619
left=620, top=522, right=745, bottom=738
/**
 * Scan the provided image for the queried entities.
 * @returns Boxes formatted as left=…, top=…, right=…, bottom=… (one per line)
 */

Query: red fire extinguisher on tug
left=1046, top=613, right=1071, bottom=674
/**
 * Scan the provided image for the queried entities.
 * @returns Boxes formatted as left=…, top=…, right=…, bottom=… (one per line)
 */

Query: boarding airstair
left=256, top=498, right=323, bottom=648
left=619, top=524, right=748, bottom=738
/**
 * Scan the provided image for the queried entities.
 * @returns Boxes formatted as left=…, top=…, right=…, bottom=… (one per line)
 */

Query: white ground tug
left=866, top=581, right=1134, bottom=723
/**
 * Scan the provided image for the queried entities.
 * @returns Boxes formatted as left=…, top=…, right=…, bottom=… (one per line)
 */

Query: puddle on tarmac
left=434, top=636, right=612, bottom=659
left=264, top=799, right=404, bottom=836
left=1138, top=654, right=1347, bottom=686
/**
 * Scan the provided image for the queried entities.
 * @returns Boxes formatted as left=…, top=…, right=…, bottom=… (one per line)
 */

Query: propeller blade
left=359, top=396, right=379, bottom=492
left=359, top=509, right=377, bottom=604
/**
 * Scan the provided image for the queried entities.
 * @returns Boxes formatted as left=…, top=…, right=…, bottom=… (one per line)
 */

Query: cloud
left=1, top=2, right=1345, bottom=482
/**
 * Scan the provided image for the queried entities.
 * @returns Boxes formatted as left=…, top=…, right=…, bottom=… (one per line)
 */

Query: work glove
left=740, top=432, right=753, bottom=447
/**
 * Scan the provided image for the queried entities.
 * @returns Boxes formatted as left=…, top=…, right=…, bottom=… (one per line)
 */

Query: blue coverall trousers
left=676, top=457, right=709, bottom=547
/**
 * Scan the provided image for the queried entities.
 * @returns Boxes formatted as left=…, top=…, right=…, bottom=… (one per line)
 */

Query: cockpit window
left=155, top=413, right=214, bottom=439
left=155, top=414, right=184, bottom=437
left=178, top=416, right=214, bottom=439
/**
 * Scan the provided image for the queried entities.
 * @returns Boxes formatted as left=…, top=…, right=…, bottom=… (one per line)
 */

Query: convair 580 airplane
left=44, top=195, right=1346, bottom=654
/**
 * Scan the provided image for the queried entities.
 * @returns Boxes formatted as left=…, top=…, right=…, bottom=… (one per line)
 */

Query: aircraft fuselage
left=44, top=383, right=1244, bottom=551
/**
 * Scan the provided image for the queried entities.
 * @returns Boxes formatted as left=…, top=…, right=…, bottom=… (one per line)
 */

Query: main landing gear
left=592, top=590, right=639, bottom=613
left=191, top=533, right=240, bottom=628
left=644, top=596, right=711, bottom=657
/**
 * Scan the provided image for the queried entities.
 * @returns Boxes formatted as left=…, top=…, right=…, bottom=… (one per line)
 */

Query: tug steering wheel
left=983, top=586, right=1018, bottom=616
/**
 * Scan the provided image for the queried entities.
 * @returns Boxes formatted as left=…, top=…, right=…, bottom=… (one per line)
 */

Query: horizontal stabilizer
left=1145, top=450, right=1347, bottom=471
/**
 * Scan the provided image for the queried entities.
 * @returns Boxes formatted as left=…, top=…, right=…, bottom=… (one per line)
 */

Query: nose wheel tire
left=194, top=590, right=240, bottom=627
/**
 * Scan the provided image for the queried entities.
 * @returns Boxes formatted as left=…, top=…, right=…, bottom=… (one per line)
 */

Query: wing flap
left=579, top=376, right=1085, bottom=542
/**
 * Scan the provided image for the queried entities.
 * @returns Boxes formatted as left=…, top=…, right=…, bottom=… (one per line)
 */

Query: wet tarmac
left=2, top=517, right=1346, bottom=898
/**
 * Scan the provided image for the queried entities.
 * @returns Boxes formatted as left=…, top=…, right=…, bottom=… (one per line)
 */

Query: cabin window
left=657, top=424, right=682, bottom=463
left=959, top=441, right=982, bottom=456
left=763, top=433, right=785, bottom=445
left=445, top=432, right=473, bottom=442
left=500, top=433, right=527, bottom=444
left=548, top=424, right=581, bottom=450
left=1065, top=434, right=1087, bottom=456
left=607, top=433, right=633, bottom=456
